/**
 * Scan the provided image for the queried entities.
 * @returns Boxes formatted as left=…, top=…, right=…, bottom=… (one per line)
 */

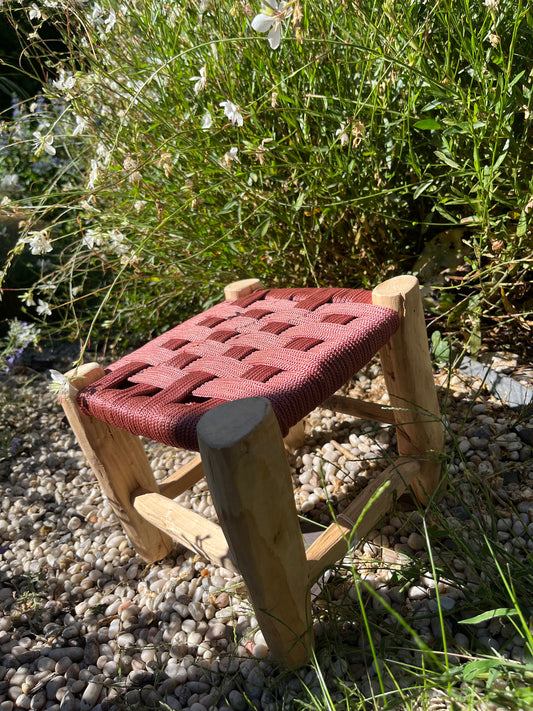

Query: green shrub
left=2, top=0, right=532, bottom=347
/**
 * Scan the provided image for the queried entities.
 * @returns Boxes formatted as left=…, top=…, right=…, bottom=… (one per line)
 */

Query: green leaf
left=294, top=191, right=306, bottom=212
left=517, top=210, right=527, bottom=237
left=413, top=179, right=433, bottom=199
left=462, top=659, right=504, bottom=681
left=253, top=218, right=271, bottom=239
left=434, top=151, right=461, bottom=169
left=460, top=608, right=518, bottom=625
left=431, top=331, right=451, bottom=363
left=414, top=118, right=442, bottom=130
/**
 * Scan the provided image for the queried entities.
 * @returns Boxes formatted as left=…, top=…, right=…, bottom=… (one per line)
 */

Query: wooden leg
left=60, top=363, right=174, bottom=563
left=372, top=276, right=444, bottom=503
left=198, top=397, right=313, bottom=666
left=283, top=419, right=306, bottom=450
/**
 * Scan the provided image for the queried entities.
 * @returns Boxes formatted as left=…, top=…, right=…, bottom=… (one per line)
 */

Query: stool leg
left=283, top=420, right=306, bottom=450
left=372, top=276, right=444, bottom=503
left=198, top=397, right=313, bottom=666
left=60, top=363, right=174, bottom=563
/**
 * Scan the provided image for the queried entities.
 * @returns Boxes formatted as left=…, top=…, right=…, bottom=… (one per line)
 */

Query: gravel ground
left=0, top=348, right=532, bottom=711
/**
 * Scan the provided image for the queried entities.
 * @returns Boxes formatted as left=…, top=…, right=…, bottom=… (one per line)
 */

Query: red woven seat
left=78, top=287, right=400, bottom=450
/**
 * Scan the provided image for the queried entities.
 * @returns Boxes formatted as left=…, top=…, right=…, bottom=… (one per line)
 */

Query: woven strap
left=78, top=288, right=400, bottom=450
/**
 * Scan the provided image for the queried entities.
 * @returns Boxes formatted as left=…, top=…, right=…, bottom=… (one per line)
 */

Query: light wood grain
left=224, top=278, right=263, bottom=300
left=306, top=458, right=420, bottom=583
left=158, top=455, right=204, bottom=499
left=60, top=363, right=173, bottom=563
left=321, top=395, right=396, bottom=424
left=372, top=276, right=444, bottom=503
left=198, top=396, right=313, bottom=666
left=132, top=491, right=236, bottom=571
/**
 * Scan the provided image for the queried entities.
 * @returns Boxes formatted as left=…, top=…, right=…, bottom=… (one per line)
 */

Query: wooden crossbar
left=321, top=395, right=396, bottom=424
left=132, top=491, right=236, bottom=572
left=306, top=458, right=420, bottom=583
left=158, top=455, right=205, bottom=499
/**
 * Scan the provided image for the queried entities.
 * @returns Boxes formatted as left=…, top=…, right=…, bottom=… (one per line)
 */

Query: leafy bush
left=2, top=0, right=532, bottom=347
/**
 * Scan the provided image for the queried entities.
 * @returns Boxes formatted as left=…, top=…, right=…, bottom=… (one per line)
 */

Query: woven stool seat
left=78, top=287, right=400, bottom=451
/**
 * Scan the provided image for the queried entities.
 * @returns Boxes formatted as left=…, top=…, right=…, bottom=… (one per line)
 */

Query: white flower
left=38, top=282, right=57, bottom=295
left=96, top=143, right=111, bottom=163
left=26, top=229, right=53, bottom=255
left=20, top=291, right=36, bottom=307
left=52, top=69, right=76, bottom=92
left=87, top=159, right=100, bottom=190
left=484, top=0, right=499, bottom=11
left=32, top=131, right=56, bottom=156
left=29, top=4, right=41, bottom=20
left=220, top=100, right=243, bottom=127
left=36, top=300, right=52, bottom=317
left=251, top=0, right=293, bottom=50
left=72, top=115, right=88, bottom=136
left=49, top=370, right=73, bottom=401
left=336, top=123, right=350, bottom=146
left=109, top=229, right=130, bottom=255
left=201, top=110, right=213, bottom=130
left=190, top=65, right=207, bottom=94
left=223, top=147, right=240, bottom=167
left=82, top=228, right=102, bottom=249
left=104, top=9, right=116, bottom=33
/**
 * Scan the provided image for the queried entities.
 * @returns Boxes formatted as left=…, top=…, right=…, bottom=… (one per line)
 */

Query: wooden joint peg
left=372, top=276, right=444, bottom=503
left=198, top=397, right=313, bottom=666
left=224, top=278, right=263, bottom=300
left=59, top=362, right=174, bottom=563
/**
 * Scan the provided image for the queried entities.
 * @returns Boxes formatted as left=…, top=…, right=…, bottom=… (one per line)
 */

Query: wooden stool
left=59, top=275, right=443, bottom=665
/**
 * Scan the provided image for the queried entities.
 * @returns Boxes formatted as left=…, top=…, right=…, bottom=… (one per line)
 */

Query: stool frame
left=59, top=275, right=443, bottom=665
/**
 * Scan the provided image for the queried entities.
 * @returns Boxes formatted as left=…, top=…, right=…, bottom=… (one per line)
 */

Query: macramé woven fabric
left=78, top=287, right=400, bottom=451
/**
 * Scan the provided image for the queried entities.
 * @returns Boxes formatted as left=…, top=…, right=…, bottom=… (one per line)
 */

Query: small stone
left=458, top=439, right=471, bottom=454
left=450, top=506, right=470, bottom=521
left=45, top=647, right=84, bottom=663
left=407, top=532, right=424, bottom=551
left=83, top=639, right=99, bottom=666
left=503, top=470, right=520, bottom=485
left=128, top=669, right=154, bottom=686
left=15, top=695, right=31, bottom=711
left=55, top=657, right=73, bottom=675
left=253, top=643, right=269, bottom=659
left=408, top=586, right=427, bottom=600
left=516, top=427, right=533, bottom=446
left=79, top=681, right=102, bottom=711
left=228, top=690, right=247, bottom=711
left=30, top=691, right=47, bottom=711
left=454, top=632, right=469, bottom=648
left=46, top=676, right=66, bottom=700
left=58, top=690, right=77, bottom=711
left=188, top=602, right=205, bottom=621
left=205, top=622, right=227, bottom=641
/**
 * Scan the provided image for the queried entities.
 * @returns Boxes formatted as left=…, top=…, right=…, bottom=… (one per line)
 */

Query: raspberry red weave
left=78, top=288, right=400, bottom=450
